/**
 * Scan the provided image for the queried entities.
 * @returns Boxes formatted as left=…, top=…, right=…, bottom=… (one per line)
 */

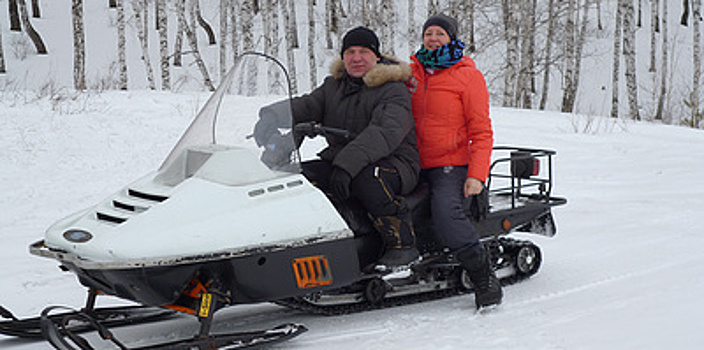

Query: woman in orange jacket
left=409, top=14, right=502, bottom=309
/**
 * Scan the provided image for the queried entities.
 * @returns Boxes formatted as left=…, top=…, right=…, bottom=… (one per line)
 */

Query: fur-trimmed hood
left=330, top=54, right=412, bottom=87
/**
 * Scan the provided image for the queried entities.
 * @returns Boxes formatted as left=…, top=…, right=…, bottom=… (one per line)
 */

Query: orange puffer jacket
left=409, top=55, right=493, bottom=182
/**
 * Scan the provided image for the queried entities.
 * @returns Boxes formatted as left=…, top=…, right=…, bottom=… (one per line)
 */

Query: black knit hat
left=340, top=26, right=381, bottom=58
left=422, top=14, right=459, bottom=40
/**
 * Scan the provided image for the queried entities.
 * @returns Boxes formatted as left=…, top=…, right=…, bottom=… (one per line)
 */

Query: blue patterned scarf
left=414, top=40, right=465, bottom=69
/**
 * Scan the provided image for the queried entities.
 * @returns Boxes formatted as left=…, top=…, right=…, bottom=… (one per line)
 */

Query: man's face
left=342, top=46, right=379, bottom=78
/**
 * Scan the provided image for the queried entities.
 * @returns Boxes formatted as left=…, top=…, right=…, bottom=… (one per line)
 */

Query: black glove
left=253, top=108, right=279, bottom=147
left=465, top=187, right=489, bottom=222
left=329, top=167, right=352, bottom=200
left=260, top=133, right=295, bottom=169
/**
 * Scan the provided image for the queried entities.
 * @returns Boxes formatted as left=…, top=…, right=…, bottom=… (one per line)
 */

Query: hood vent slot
left=128, top=189, right=168, bottom=202
left=96, top=212, right=127, bottom=224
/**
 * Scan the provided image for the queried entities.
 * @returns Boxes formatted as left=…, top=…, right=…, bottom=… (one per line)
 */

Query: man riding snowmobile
left=253, top=26, right=421, bottom=271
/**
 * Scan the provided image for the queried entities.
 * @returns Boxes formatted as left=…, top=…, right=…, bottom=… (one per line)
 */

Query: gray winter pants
left=422, top=165, right=482, bottom=253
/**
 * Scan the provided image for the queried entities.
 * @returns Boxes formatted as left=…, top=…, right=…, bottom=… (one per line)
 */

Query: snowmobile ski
left=0, top=305, right=177, bottom=338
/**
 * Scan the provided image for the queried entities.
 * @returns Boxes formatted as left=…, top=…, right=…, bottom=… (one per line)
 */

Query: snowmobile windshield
left=156, top=53, right=300, bottom=187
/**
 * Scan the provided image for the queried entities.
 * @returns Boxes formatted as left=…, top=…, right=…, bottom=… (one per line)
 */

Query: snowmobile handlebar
left=294, top=122, right=354, bottom=140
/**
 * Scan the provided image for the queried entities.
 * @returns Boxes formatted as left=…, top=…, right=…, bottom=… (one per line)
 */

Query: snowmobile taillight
left=510, top=151, right=540, bottom=179
left=63, top=229, right=93, bottom=243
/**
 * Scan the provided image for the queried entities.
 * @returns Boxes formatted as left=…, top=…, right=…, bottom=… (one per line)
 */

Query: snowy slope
left=1, top=91, right=704, bottom=349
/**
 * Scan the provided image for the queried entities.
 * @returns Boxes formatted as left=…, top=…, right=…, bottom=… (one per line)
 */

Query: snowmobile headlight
left=63, top=229, right=93, bottom=243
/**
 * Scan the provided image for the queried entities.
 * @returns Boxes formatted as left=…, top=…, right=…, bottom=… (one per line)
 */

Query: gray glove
left=260, top=133, right=296, bottom=169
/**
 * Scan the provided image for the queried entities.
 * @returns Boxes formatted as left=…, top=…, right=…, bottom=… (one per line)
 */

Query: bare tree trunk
left=691, top=0, right=702, bottom=127
left=682, top=0, right=690, bottom=26
left=562, top=0, right=591, bottom=113
left=428, top=0, right=439, bottom=15
left=408, top=0, right=417, bottom=54
left=655, top=0, right=668, bottom=121
left=596, top=0, right=603, bottom=30
left=174, top=0, right=185, bottom=67
left=131, top=0, right=156, bottom=90
left=325, top=0, right=334, bottom=49
left=611, top=0, right=624, bottom=118
left=18, top=0, right=47, bottom=54
left=561, top=0, right=576, bottom=112
left=308, top=0, right=317, bottom=89
left=518, top=0, right=535, bottom=109
left=184, top=0, right=214, bottom=91
left=502, top=0, right=519, bottom=107
left=116, top=0, right=127, bottom=90
left=265, top=0, right=281, bottom=93
left=540, top=0, right=558, bottom=110
left=156, top=0, right=169, bottom=90
left=287, top=0, right=299, bottom=48
left=0, top=26, right=6, bottom=73
left=467, top=0, right=476, bottom=52
left=31, top=0, right=40, bottom=18
left=72, top=0, right=85, bottom=90
left=9, top=0, right=21, bottom=31
left=220, top=0, right=229, bottom=80
left=623, top=0, right=641, bottom=120
left=230, top=0, right=238, bottom=62
left=282, top=0, right=298, bottom=93
left=649, top=0, right=658, bottom=72
left=241, top=0, right=256, bottom=95
left=195, top=0, right=216, bottom=45
left=379, top=1, right=396, bottom=56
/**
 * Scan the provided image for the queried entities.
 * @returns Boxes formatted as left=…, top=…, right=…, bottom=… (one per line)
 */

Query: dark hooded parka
left=290, top=55, right=420, bottom=194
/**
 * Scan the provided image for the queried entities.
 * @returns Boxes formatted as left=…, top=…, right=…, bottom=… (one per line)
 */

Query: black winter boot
left=457, top=247, right=503, bottom=308
left=373, top=215, right=420, bottom=268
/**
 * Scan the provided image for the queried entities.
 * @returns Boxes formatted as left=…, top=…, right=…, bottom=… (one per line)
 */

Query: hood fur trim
left=330, top=54, right=412, bottom=87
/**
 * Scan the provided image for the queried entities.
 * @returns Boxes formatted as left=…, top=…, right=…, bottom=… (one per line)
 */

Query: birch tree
left=183, top=0, right=214, bottom=91
left=220, top=0, right=229, bottom=80
left=18, top=0, right=47, bottom=54
left=229, top=0, right=238, bottom=63
left=31, top=0, right=40, bottom=18
left=562, top=0, right=591, bottom=113
left=611, top=0, right=624, bottom=118
left=195, top=0, right=216, bottom=45
left=561, top=0, right=577, bottom=113
left=282, top=0, right=298, bottom=93
left=174, top=0, right=186, bottom=67
left=408, top=0, right=417, bottom=54
left=241, top=0, right=256, bottom=95
left=540, top=0, right=558, bottom=110
left=156, top=0, right=169, bottom=90
left=379, top=0, right=396, bottom=57
left=518, top=0, right=536, bottom=109
left=502, top=0, right=520, bottom=107
left=649, top=0, right=659, bottom=72
left=623, top=0, right=641, bottom=120
left=131, top=0, right=156, bottom=90
left=655, top=0, right=668, bottom=122
left=308, top=0, right=317, bottom=89
left=0, top=26, right=6, bottom=74
left=116, top=0, right=127, bottom=90
left=9, top=0, right=21, bottom=31
left=72, top=0, right=85, bottom=90
left=686, top=0, right=702, bottom=127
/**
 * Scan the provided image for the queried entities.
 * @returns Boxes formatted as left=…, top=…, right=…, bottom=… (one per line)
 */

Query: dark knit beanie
left=340, top=26, right=381, bottom=58
left=422, top=14, right=459, bottom=41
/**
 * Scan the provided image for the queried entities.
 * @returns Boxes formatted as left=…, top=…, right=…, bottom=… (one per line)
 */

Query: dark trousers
left=421, top=166, right=481, bottom=253
left=302, top=160, right=404, bottom=218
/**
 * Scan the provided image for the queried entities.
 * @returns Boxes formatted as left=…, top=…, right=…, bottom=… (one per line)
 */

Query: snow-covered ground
left=1, top=90, right=704, bottom=349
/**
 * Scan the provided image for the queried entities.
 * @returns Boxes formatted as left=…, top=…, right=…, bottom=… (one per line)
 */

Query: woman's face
left=423, top=25, right=451, bottom=51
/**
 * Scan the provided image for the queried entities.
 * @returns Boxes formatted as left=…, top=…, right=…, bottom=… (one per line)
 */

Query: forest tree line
left=1, top=0, right=702, bottom=129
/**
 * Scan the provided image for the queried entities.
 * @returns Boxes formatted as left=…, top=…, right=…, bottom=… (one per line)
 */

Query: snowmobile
left=0, top=53, right=566, bottom=349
